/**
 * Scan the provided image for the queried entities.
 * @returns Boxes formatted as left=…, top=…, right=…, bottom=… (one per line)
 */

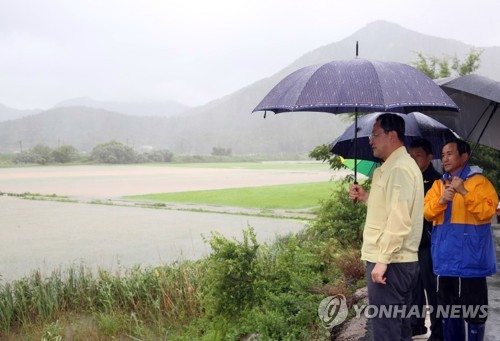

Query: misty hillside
left=0, top=104, right=42, bottom=122
left=280, top=20, right=500, bottom=80
left=1, top=21, right=499, bottom=155
left=54, top=97, right=191, bottom=118
left=162, top=20, right=500, bottom=154
left=0, top=106, right=346, bottom=154
left=0, top=107, right=168, bottom=152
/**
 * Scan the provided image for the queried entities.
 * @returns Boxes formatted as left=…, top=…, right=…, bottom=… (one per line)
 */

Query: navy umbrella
left=330, top=112, right=457, bottom=162
left=429, top=74, right=500, bottom=151
left=253, top=59, right=458, bottom=181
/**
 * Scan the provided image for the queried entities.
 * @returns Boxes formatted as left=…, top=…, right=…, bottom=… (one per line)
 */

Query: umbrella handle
left=352, top=180, right=359, bottom=204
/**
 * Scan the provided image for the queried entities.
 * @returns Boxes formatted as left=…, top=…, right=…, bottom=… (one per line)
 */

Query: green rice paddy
left=126, top=181, right=338, bottom=210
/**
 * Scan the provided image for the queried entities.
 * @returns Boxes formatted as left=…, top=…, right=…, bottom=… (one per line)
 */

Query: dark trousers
left=410, top=261, right=426, bottom=334
left=436, top=276, right=488, bottom=341
left=366, top=261, right=419, bottom=341
left=410, top=246, right=443, bottom=339
left=436, top=276, right=488, bottom=324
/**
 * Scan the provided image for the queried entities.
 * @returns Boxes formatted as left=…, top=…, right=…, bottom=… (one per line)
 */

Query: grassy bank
left=0, top=226, right=365, bottom=340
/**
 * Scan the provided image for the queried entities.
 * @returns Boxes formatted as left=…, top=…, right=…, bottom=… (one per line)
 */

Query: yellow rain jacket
left=361, top=147, right=424, bottom=264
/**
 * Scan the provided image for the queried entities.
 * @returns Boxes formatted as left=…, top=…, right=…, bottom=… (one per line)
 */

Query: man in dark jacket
left=409, top=138, right=443, bottom=340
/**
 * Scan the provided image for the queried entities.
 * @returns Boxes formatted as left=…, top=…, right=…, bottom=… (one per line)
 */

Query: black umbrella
left=330, top=112, right=457, bottom=161
left=253, top=59, right=458, bottom=181
left=429, top=74, right=500, bottom=151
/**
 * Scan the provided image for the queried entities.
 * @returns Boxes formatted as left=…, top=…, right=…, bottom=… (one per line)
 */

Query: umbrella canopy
left=429, top=74, right=500, bottom=150
left=252, top=59, right=459, bottom=181
left=253, top=59, right=459, bottom=114
left=340, top=157, right=379, bottom=177
left=330, top=112, right=457, bottom=161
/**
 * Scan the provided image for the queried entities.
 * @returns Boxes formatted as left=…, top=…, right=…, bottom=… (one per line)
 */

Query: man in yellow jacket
left=350, top=113, right=424, bottom=341
left=424, top=138, right=498, bottom=341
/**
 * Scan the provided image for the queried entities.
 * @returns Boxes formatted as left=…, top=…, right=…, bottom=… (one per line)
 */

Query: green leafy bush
left=197, top=222, right=366, bottom=340
left=141, top=149, right=174, bottom=162
left=202, top=228, right=262, bottom=318
left=90, top=140, right=138, bottom=164
left=52, top=145, right=79, bottom=163
left=13, top=144, right=54, bottom=165
left=307, top=180, right=369, bottom=248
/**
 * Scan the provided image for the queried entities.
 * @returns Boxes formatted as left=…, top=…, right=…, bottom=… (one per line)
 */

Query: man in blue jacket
left=424, top=138, right=498, bottom=341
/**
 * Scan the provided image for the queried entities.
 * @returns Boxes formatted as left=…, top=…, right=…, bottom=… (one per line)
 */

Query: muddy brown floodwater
left=0, top=164, right=340, bottom=282
left=0, top=196, right=307, bottom=282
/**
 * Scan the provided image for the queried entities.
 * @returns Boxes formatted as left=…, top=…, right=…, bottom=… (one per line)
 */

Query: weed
left=41, top=320, right=62, bottom=341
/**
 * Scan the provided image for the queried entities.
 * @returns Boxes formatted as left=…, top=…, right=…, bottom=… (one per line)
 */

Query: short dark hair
left=444, top=138, right=471, bottom=156
left=409, top=138, right=433, bottom=156
left=376, top=113, right=405, bottom=142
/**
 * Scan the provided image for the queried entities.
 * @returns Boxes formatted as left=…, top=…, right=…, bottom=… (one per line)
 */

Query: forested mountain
left=1, top=21, right=498, bottom=154
left=0, top=106, right=342, bottom=154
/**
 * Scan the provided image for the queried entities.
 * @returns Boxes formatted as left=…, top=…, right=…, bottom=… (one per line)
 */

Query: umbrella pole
left=460, top=101, right=498, bottom=178
left=354, top=109, right=358, bottom=183
left=351, top=109, right=359, bottom=204
left=354, top=41, right=359, bottom=183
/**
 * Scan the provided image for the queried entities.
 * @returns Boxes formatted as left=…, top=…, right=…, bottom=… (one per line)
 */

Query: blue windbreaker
left=424, top=166, right=498, bottom=277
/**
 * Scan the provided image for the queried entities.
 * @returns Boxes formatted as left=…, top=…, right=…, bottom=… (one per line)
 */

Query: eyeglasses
left=369, top=131, right=387, bottom=141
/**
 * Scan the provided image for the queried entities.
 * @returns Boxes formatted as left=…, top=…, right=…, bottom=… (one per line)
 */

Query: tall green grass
left=126, top=181, right=339, bottom=210
left=0, top=261, right=203, bottom=339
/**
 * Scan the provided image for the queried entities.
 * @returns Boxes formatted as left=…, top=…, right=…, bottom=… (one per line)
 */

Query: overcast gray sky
left=1, top=0, right=500, bottom=109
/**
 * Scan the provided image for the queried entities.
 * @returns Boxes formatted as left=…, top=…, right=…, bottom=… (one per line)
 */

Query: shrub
left=141, top=149, right=173, bottom=162
left=90, top=140, right=137, bottom=164
left=329, top=247, right=365, bottom=285
left=198, top=229, right=331, bottom=340
left=258, top=233, right=324, bottom=292
left=211, top=147, right=232, bottom=156
left=242, top=291, right=323, bottom=340
left=52, top=145, right=79, bottom=163
left=202, top=228, right=262, bottom=318
left=13, top=144, right=54, bottom=165
left=307, top=179, right=369, bottom=248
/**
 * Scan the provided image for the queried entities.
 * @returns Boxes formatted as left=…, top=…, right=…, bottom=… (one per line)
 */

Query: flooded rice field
left=0, top=164, right=334, bottom=281
left=0, top=195, right=306, bottom=282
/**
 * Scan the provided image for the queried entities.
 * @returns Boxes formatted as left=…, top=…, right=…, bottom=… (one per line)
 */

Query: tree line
left=11, top=141, right=238, bottom=165
left=13, top=140, right=174, bottom=165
